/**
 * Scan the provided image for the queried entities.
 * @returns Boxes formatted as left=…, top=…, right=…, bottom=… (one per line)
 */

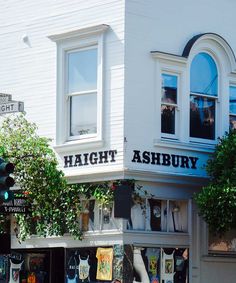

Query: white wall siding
left=0, top=0, right=125, bottom=179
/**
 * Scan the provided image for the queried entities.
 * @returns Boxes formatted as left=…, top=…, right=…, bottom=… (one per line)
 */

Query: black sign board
left=114, top=184, right=132, bottom=219
left=0, top=191, right=30, bottom=214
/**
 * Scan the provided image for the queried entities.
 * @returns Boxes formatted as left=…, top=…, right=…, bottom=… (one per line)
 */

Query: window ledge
left=202, top=255, right=236, bottom=263
left=54, top=138, right=104, bottom=153
left=154, top=138, right=215, bottom=153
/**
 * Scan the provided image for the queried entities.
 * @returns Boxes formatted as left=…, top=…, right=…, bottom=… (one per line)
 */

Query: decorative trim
left=151, top=51, right=187, bottom=65
left=182, top=33, right=236, bottom=60
left=48, top=24, right=109, bottom=42
left=153, top=139, right=215, bottom=153
left=53, top=139, right=104, bottom=153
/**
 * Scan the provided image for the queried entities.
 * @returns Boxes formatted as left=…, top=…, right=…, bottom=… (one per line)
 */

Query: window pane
left=161, top=105, right=175, bottom=134
left=230, top=115, right=236, bottom=130
left=190, top=53, right=218, bottom=96
left=190, top=95, right=215, bottom=139
left=209, top=228, right=236, bottom=253
left=169, top=201, right=188, bottom=233
left=230, top=86, right=236, bottom=114
left=162, top=74, right=177, bottom=104
left=68, top=48, right=97, bottom=93
left=70, top=93, right=97, bottom=136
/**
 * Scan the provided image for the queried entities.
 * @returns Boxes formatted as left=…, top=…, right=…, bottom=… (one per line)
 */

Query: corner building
left=0, top=1, right=236, bottom=282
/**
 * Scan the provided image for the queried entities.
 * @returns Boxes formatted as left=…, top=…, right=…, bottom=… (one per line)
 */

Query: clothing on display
left=78, top=255, right=90, bottom=282
left=133, top=248, right=149, bottom=283
left=0, top=256, right=8, bottom=282
left=96, top=248, right=113, bottom=281
left=27, top=272, right=36, bottom=283
left=145, top=248, right=160, bottom=278
left=149, top=199, right=162, bottom=231
left=66, top=274, right=78, bottom=283
left=66, top=253, right=78, bottom=283
left=9, top=259, right=23, bottom=283
left=130, top=202, right=151, bottom=230
left=161, top=249, right=175, bottom=283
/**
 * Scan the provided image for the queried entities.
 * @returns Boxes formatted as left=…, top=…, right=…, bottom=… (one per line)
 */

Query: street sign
left=0, top=93, right=24, bottom=115
left=0, top=192, right=30, bottom=213
left=0, top=93, right=12, bottom=104
left=0, top=101, right=24, bottom=114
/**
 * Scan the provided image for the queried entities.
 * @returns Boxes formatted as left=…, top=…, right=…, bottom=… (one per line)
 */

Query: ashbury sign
left=64, top=149, right=199, bottom=170
left=131, top=150, right=198, bottom=169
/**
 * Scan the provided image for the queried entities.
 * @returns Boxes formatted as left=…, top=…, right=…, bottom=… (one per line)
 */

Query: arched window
left=190, top=52, right=218, bottom=140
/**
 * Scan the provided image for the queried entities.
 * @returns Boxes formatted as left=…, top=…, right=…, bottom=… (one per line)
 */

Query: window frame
left=65, top=45, right=99, bottom=141
left=189, top=51, right=219, bottom=144
left=49, top=25, right=108, bottom=151
left=229, top=84, right=236, bottom=131
left=161, top=72, right=180, bottom=140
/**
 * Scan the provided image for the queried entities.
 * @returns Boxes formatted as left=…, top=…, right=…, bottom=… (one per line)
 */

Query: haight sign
left=64, top=150, right=118, bottom=168
left=63, top=149, right=199, bottom=170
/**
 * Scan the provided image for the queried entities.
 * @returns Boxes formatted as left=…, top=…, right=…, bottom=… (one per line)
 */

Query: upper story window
left=49, top=24, right=109, bottom=150
left=67, top=47, right=98, bottom=139
left=229, top=85, right=236, bottom=130
left=190, top=52, right=218, bottom=140
left=161, top=73, right=178, bottom=137
left=152, top=33, right=236, bottom=148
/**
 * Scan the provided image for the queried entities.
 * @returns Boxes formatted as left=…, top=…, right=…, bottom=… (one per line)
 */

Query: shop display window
left=66, top=247, right=118, bottom=283
left=133, top=246, right=188, bottom=283
left=19, top=253, right=49, bottom=283
left=209, top=228, right=236, bottom=254
left=127, top=198, right=188, bottom=233
left=0, top=255, right=8, bottom=283
left=79, top=200, right=120, bottom=232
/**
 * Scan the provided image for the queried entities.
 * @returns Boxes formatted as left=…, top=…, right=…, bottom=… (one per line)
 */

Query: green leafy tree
left=0, top=114, right=84, bottom=241
left=195, top=131, right=236, bottom=235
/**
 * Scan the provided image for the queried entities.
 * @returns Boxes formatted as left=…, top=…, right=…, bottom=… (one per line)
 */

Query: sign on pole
left=0, top=93, right=24, bottom=115
left=0, top=191, right=30, bottom=214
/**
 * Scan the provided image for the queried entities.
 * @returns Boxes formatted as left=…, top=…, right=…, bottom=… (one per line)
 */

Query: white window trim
left=49, top=24, right=109, bottom=152
left=152, top=34, right=236, bottom=150
left=189, top=50, right=220, bottom=145
left=152, top=52, right=187, bottom=143
left=161, top=71, right=180, bottom=140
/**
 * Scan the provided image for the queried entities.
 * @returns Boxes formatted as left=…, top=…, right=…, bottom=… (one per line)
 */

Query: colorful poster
left=96, top=248, right=113, bottom=281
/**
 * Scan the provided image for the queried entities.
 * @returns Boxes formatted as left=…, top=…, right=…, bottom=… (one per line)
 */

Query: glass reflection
left=190, top=95, right=215, bottom=139
left=230, top=86, right=236, bottom=114
left=162, top=74, right=177, bottom=104
left=230, top=116, right=236, bottom=130
left=161, top=105, right=175, bottom=134
left=190, top=53, right=218, bottom=96
left=70, top=93, right=97, bottom=136
left=68, top=48, right=97, bottom=93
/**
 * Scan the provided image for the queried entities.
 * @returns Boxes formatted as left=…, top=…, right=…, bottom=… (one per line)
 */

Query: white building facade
left=0, top=0, right=236, bottom=282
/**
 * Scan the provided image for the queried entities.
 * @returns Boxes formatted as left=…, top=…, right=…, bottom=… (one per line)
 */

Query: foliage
left=0, top=114, right=116, bottom=241
left=195, top=131, right=236, bottom=235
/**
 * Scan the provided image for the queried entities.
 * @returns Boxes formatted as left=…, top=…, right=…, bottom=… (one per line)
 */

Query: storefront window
left=127, top=198, right=188, bottom=233
left=133, top=246, right=189, bottom=283
left=209, top=228, right=236, bottom=254
left=66, top=246, right=188, bottom=283
left=79, top=200, right=120, bottom=232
